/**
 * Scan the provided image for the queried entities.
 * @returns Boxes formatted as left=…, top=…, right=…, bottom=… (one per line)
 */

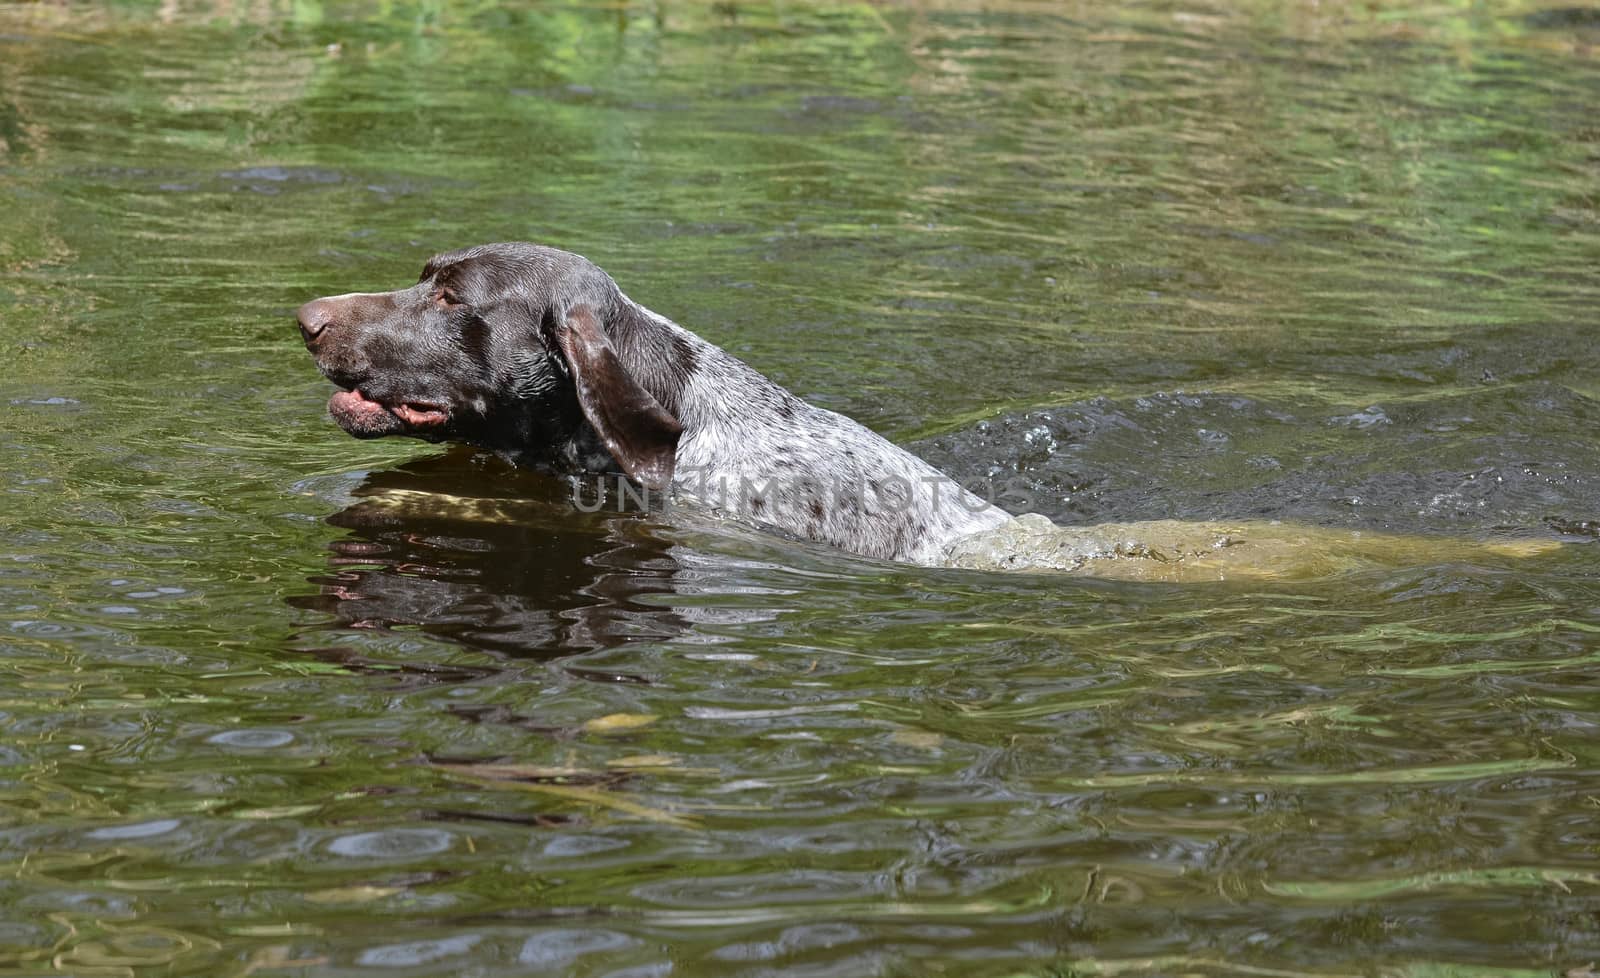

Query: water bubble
left=327, top=828, right=455, bottom=859
left=357, top=935, right=482, bottom=967
left=518, top=928, right=637, bottom=969
left=207, top=728, right=295, bottom=749
left=544, top=834, right=630, bottom=858
left=87, top=818, right=181, bottom=841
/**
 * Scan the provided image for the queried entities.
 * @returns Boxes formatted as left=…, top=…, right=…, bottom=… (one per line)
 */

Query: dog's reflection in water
left=290, top=452, right=713, bottom=659
left=292, top=454, right=1567, bottom=662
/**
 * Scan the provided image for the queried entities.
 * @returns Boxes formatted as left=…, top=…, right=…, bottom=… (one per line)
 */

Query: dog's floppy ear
left=549, top=303, right=682, bottom=491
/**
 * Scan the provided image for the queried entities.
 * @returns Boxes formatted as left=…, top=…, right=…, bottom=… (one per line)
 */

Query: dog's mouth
left=328, top=386, right=450, bottom=438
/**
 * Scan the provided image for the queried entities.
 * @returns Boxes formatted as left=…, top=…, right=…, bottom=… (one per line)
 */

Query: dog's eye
left=433, top=288, right=464, bottom=308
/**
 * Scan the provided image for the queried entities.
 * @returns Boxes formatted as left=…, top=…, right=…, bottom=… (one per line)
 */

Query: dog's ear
left=549, top=303, right=682, bottom=491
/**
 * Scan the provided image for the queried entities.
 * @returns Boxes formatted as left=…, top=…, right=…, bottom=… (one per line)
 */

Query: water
left=2, top=1, right=1598, bottom=975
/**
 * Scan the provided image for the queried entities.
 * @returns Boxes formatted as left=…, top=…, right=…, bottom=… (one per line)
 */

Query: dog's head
left=297, top=242, right=682, bottom=489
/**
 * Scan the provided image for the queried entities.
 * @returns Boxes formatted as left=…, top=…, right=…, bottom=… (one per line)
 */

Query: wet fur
left=299, top=242, right=1011, bottom=564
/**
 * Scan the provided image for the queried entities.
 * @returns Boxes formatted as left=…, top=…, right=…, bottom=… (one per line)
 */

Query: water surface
left=2, top=1, right=1599, bottom=975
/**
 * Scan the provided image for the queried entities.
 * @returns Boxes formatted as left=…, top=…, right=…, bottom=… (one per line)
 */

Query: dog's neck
left=593, top=294, right=1011, bottom=563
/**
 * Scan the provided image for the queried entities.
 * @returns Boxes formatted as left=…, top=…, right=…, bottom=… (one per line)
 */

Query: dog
left=297, top=242, right=1012, bottom=565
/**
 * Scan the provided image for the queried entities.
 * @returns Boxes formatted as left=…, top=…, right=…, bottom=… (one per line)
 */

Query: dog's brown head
left=297, top=243, right=682, bottom=489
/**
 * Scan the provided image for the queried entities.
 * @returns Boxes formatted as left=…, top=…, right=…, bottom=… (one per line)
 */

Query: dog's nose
left=297, top=298, right=337, bottom=345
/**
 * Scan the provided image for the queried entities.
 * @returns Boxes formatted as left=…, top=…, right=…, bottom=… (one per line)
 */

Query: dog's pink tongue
left=329, top=388, right=388, bottom=423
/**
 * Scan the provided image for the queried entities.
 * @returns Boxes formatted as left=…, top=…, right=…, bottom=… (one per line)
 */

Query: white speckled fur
left=621, top=305, right=1013, bottom=564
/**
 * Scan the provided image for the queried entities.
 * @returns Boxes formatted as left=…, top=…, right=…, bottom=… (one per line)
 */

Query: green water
left=3, top=1, right=1599, bottom=975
